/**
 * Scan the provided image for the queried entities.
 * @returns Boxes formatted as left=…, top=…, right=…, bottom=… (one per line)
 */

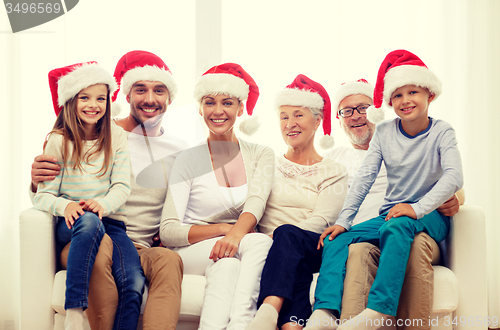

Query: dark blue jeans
left=104, top=219, right=145, bottom=330
left=56, top=212, right=105, bottom=310
left=57, top=214, right=145, bottom=329
left=258, top=224, right=323, bottom=328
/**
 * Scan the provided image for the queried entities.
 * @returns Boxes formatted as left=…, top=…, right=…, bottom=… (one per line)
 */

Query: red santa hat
left=332, top=79, right=374, bottom=119
left=367, top=49, right=442, bottom=124
left=112, top=50, right=177, bottom=102
left=194, top=63, right=260, bottom=135
left=274, top=74, right=334, bottom=149
left=48, top=61, right=117, bottom=116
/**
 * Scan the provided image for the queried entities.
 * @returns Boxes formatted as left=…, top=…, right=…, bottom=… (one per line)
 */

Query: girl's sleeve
left=296, top=164, right=349, bottom=234
left=95, top=127, right=131, bottom=217
left=411, top=126, right=464, bottom=218
left=160, top=151, right=194, bottom=247
left=33, top=134, right=72, bottom=216
left=335, top=132, right=383, bottom=230
left=243, top=145, right=275, bottom=223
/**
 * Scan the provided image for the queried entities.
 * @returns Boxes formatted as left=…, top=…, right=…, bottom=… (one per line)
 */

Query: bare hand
left=31, top=154, right=60, bottom=191
left=385, top=203, right=416, bottom=221
left=209, top=233, right=240, bottom=262
left=79, top=199, right=104, bottom=219
left=317, top=225, right=346, bottom=250
left=64, top=202, right=85, bottom=229
left=436, top=195, right=460, bottom=217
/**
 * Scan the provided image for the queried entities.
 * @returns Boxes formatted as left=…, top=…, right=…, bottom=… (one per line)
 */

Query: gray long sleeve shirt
left=336, top=117, right=464, bottom=230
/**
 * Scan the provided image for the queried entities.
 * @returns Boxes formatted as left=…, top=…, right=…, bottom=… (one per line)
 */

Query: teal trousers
left=314, top=210, right=450, bottom=316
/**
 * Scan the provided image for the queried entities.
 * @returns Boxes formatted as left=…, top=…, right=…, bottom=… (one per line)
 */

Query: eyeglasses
left=338, top=104, right=371, bottom=118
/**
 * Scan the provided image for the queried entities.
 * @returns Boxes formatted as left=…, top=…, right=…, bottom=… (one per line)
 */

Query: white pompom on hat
left=48, top=61, right=117, bottom=116
left=368, top=49, right=442, bottom=124
left=194, top=63, right=260, bottom=135
left=112, top=50, right=178, bottom=102
left=274, top=74, right=334, bottom=149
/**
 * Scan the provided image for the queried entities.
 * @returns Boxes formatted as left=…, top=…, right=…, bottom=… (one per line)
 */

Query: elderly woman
left=246, top=75, right=348, bottom=330
left=160, top=63, right=275, bottom=330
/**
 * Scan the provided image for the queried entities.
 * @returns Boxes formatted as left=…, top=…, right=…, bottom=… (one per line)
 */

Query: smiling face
left=126, top=80, right=171, bottom=129
left=199, top=94, right=243, bottom=141
left=338, top=94, right=375, bottom=150
left=76, top=84, right=108, bottom=137
left=279, top=105, right=321, bottom=150
left=390, top=85, right=435, bottom=134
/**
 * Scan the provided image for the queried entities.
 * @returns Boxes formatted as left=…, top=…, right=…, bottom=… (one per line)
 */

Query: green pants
left=314, top=210, right=450, bottom=316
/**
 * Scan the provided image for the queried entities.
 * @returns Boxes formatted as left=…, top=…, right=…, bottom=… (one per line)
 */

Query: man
left=30, top=50, right=189, bottom=330
left=322, top=79, right=463, bottom=330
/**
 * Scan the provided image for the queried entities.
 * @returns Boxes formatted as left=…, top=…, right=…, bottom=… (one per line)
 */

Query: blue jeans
left=56, top=212, right=105, bottom=310
left=314, top=210, right=450, bottom=316
left=57, top=214, right=145, bottom=329
left=103, top=219, right=145, bottom=330
left=259, top=225, right=323, bottom=328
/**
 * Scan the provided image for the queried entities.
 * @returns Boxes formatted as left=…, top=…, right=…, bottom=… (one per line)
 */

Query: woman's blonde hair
left=45, top=85, right=113, bottom=176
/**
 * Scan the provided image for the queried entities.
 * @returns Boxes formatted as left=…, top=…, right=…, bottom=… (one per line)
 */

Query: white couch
left=20, top=205, right=488, bottom=330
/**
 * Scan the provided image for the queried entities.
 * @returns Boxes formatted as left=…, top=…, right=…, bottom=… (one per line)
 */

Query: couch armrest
left=19, top=208, right=56, bottom=330
left=447, top=204, right=488, bottom=330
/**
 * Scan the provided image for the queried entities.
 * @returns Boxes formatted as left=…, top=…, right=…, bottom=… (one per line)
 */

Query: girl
left=34, top=62, right=135, bottom=330
left=160, top=63, right=275, bottom=330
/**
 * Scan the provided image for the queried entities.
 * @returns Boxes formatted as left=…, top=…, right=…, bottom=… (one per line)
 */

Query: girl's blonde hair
left=46, top=84, right=113, bottom=176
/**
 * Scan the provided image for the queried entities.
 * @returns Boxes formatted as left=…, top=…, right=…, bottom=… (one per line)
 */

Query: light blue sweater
left=336, top=117, right=463, bottom=230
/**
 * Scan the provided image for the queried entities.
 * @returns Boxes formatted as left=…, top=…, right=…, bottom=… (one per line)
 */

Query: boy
left=305, top=49, right=464, bottom=330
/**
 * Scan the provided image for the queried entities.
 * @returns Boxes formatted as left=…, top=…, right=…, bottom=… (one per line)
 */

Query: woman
left=246, top=74, right=348, bottom=330
left=160, top=63, right=275, bottom=330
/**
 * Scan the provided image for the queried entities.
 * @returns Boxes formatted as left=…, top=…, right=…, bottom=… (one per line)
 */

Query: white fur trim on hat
left=332, top=81, right=374, bottom=113
left=366, top=105, right=385, bottom=125
left=57, top=63, right=117, bottom=107
left=194, top=73, right=249, bottom=103
left=274, top=88, right=324, bottom=112
left=383, top=65, right=442, bottom=105
left=121, top=65, right=178, bottom=100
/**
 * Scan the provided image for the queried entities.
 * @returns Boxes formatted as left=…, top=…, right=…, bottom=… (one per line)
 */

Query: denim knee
left=73, top=212, right=104, bottom=235
left=112, top=247, right=145, bottom=299
left=127, top=270, right=146, bottom=297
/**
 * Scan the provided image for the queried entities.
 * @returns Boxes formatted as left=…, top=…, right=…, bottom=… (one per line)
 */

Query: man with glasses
left=322, top=79, right=462, bottom=330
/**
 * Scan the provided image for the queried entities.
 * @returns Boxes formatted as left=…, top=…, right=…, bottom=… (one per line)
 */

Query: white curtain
left=1, top=0, right=498, bottom=327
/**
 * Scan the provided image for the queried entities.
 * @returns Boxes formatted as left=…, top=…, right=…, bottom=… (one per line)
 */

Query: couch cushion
left=308, top=267, right=459, bottom=314
left=178, top=274, right=206, bottom=322
left=53, top=265, right=457, bottom=319
left=52, top=270, right=206, bottom=321
left=432, top=266, right=459, bottom=313
left=52, top=271, right=66, bottom=315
